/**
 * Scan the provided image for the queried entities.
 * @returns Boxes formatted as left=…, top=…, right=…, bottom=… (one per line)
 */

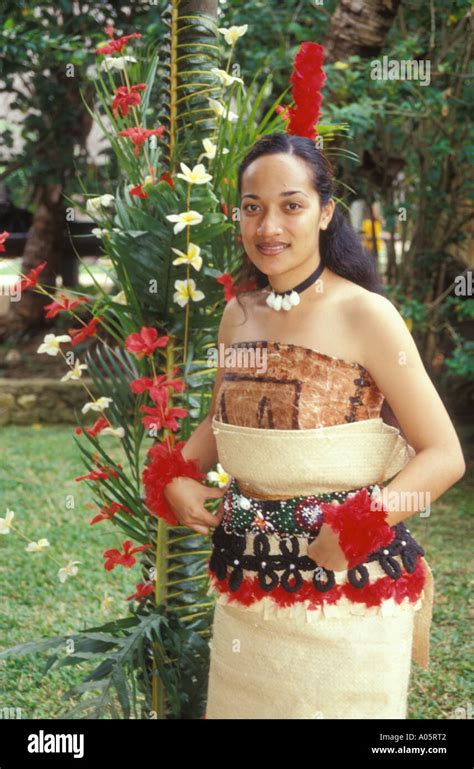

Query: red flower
left=220, top=200, right=229, bottom=218
left=112, top=83, right=147, bottom=118
left=102, top=539, right=151, bottom=571
left=44, top=294, right=89, bottom=319
left=130, top=370, right=185, bottom=401
left=142, top=440, right=205, bottom=525
left=216, top=272, right=236, bottom=302
left=0, top=230, right=10, bottom=253
left=90, top=501, right=133, bottom=526
left=279, top=42, right=326, bottom=140
left=95, top=32, right=142, bottom=56
left=126, top=582, right=155, bottom=602
left=75, top=462, right=122, bottom=482
left=216, top=273, right=257, bottom=302
left=17, top=261, right=48, bottom=291
left=129, top=183, right=148, bottom=199
left=125, top=327, right=169, bottom=359
left=139, top=404, right=188, bottom=432
left=75, top=415, right=110, bottom=437
left=118, top=126, right=166, bottom=157
left=68, top=315, right=103, bottom=347
left=160, top=172, right=174, bottom=189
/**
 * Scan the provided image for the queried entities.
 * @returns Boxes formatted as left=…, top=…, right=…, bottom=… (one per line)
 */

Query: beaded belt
left=220, top=477, right=383, bottom=542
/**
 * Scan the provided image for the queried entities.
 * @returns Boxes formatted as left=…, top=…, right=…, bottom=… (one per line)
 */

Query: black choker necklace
left=265, top=258, right=326, bottom=311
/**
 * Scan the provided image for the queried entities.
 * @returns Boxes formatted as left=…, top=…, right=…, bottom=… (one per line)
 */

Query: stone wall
left=0, top=378, right=104, bottom=425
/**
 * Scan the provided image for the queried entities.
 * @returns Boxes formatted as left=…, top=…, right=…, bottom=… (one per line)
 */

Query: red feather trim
left=142, top=440, right=205, bottom=525
left=208, top=559, right=425, bottom=612
left=320, top=488, right=395, bottom=569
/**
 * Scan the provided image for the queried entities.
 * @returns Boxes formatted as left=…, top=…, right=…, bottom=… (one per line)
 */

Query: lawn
left=0, top=425, right=472, bottom=719
left=0, top=424, right=148, bottom=719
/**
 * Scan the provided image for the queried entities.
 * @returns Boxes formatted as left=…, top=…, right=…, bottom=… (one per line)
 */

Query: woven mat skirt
left=205, top=600, right=416, bottom=719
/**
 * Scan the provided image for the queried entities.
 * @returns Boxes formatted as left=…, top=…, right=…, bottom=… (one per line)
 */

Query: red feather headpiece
left=277, top=42, right=326, bottom=140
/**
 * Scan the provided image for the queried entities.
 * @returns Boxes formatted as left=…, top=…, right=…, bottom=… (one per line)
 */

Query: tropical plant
left=0, top=5, right=348, bottom=719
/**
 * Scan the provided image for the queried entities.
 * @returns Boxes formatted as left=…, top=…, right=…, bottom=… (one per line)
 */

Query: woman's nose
left=256, top=213, right=283, bottom=236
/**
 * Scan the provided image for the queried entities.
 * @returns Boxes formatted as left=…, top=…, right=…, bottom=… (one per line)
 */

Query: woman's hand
left=163, top=476, right=230, bottom=536
left=307, top=522, right=349, bottom=572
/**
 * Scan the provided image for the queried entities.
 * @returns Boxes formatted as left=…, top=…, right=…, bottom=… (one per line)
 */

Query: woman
left=163, top=133, right=465, bottom=719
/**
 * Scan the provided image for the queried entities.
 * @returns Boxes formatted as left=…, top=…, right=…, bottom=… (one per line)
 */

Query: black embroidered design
left=209, top=521, right=424, bottom=594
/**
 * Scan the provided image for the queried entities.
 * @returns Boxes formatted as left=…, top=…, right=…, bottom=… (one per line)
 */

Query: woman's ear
left=320, top=199, right=336, bottom=231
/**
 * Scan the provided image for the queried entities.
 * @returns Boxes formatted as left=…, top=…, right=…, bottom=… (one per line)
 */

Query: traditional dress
left=204, top=340, right=434, bottom=719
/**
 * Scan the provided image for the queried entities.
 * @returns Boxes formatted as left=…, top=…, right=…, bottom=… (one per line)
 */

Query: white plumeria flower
left=61, top=360, right=88, bottom=382
left=37, top=334, right=71, bottom=357
left=26, top=538, right=50, bottom=553
left=100, top=426, right=126, bottom=438
left=176, top=162, right=212, bottom=185
left=92, top=227, right=121, bottom=239
left=86, top=194, right=115, bottom=217
left=100, top=55, right=137, bottom=72
left=207, top=98, right=238, bottom=122
left=81, top=396, right=113, bottom=414
left=171, top=243, right=203, bottom=271
left=210, top=68, right=244, bottom=87
left=217, top=25, right=248, bottom=45
left=165, top=210, right=203, bottom=234
left=0, top=509, right=15, bottom=535
left=110, top=290, right=127, bottom=304
left=202, top=138, right=229, bottom=159
left=207, top=98, right=226, bottom=118
left=173, top=279, right=205, bottom=307
left=207, top=463, right=231, bottom=487
left=58, top=561, right=81, bottom=583
left=225, top=108, right=238, bottom=123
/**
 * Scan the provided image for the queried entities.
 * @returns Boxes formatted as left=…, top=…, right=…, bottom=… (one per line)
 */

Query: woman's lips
left=257, top=244, right=289, bottom=255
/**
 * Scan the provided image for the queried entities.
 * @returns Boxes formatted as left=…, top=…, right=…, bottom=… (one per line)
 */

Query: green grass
left=0, top=425, right=149, bottom=719
left=406, top=465, right=474, bottom=719
left=0, top=425, right=472, bottom=719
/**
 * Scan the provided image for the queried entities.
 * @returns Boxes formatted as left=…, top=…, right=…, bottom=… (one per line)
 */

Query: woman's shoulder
left=345, top=287, right=399, bottom=321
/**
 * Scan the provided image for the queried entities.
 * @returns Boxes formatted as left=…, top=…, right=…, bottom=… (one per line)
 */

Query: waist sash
left=211, top=415, right=416, bottom=495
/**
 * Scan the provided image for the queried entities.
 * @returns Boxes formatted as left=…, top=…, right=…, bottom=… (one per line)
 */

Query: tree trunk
left=324, top=0, right=402, bottom=62
left=0, top=182, right=65, bottom=339
left=0, top=65, right=94, bottom=341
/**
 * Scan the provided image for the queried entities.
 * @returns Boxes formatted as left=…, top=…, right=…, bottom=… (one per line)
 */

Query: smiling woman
left=164, top=133, right=465, bottom=720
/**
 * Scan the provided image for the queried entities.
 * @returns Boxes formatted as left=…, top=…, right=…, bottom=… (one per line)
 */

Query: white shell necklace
left=265, top=257, right=326, bottom=311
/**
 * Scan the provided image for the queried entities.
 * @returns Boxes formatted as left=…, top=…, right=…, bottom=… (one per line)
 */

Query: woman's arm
left=354, top=293, right=466, bottom=526
left=160, top=305, right=234, bottom=534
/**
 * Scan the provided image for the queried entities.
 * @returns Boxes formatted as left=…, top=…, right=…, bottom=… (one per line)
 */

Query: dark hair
left=232, top=132, right=402, bottom=435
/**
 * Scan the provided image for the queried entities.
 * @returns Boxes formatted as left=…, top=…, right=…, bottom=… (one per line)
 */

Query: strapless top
left=214, top=339, right=385, bottom=430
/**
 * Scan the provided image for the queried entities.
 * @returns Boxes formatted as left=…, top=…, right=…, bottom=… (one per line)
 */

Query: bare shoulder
left=349, top=290, right=409, bottom=336
left=347, top=289, right=421, bottom=372
left=217, top=291, right=259, bottom=345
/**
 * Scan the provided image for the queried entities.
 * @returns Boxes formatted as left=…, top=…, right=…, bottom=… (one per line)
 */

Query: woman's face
left=239, top=153, right=333, bottom=280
